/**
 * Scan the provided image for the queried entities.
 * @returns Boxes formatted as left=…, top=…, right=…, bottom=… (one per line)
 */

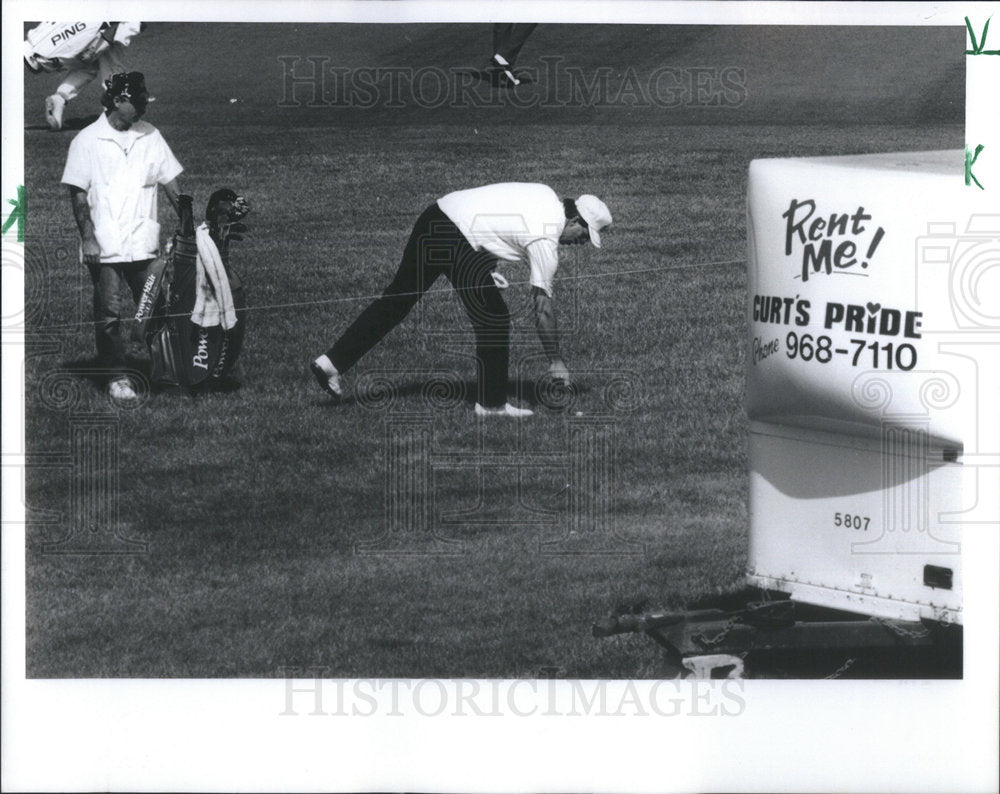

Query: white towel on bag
left=192, top=222, right=237, bottom=330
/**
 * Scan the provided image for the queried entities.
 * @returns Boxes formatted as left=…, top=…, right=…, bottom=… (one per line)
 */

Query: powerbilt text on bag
left=134, top=190, right=249, bottom=389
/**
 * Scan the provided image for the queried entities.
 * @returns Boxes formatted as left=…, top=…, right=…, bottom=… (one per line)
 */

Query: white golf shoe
left=45, top=93, right=65, bottom=131
left=311, top=355, right=343, bottom=402
left=108, top=377, right=137, bottom=403
left=474, top=402, right=533, bottom=418
left=490, top=54, right=521, bottom=87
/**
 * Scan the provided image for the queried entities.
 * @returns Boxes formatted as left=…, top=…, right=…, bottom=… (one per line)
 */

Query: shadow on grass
left=318, top=375, right=593, bottom=411
left=453, top=67, right=535, bottom=89
left=25, top=114, right=100, bottom=132
left=56, top=356, right=242, bottom=397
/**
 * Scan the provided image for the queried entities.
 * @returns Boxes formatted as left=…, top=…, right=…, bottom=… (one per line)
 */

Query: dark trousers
left=327, top=203, right=511, bottom=408
left=87, top=258, right=153, bottom=375
left=492, top=23, right=538, bottom=64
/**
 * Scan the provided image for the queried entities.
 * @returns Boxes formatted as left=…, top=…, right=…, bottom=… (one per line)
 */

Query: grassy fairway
left=22, top=24, right=962, bottom=677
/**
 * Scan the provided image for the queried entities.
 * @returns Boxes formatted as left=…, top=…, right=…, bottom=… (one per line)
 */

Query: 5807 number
left=834, top=512, right=870, bottom=531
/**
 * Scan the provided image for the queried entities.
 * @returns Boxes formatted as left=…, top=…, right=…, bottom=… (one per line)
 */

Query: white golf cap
left=576, top=195, right=612, bottom=248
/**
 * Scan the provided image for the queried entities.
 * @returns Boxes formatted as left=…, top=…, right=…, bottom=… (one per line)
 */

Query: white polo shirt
left=437, top=183, right=566, bottom=297
left=61, top=113, right=183, bottom=263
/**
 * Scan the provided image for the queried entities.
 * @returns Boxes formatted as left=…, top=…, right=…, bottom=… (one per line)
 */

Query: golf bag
left=134, top=193, right=248, bottom=390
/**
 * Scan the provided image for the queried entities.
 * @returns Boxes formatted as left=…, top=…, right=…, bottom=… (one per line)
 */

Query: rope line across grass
left=27, top=257, right=745, bottom=333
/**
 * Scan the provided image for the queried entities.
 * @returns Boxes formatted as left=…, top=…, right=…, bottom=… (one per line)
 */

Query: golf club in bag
left=134, top=190, right=249, bottom=389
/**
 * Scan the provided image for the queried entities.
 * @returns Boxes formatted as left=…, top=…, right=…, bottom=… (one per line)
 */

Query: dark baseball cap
left=105, top=72, right=148, bottom=103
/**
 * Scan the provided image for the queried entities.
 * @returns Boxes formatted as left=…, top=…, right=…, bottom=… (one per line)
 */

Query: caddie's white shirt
left=437, top=182, right=565, bottom=297
left=61, top=113, right=183, bottom=263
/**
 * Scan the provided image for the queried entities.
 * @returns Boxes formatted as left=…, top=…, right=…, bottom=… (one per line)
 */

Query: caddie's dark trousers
left=326, top=203, right=511, bottom=408
left=87, top=258, right=153, bottom=376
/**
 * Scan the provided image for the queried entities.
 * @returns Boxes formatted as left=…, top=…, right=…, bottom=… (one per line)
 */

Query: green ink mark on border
left=2, top=185, right=26, bottom=242
left=965, top=144, right=985, bottom=190
left=966, top=16, right=1000, bottom=54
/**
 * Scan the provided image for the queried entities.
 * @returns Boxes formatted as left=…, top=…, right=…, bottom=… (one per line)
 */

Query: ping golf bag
left=134, top=192, right=248, bottom=390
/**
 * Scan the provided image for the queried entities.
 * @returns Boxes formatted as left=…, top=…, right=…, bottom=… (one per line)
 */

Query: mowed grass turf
left=21, top=24, right=963, bottom=677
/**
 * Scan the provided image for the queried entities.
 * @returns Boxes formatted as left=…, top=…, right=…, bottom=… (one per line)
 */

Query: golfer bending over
left=312, top=182, right=612, bottom=417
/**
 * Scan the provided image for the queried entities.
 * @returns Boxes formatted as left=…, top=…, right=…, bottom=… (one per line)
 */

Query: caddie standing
left=61, top=72, right=183, bottom=402
left=312, top=182, right=612, bottom=417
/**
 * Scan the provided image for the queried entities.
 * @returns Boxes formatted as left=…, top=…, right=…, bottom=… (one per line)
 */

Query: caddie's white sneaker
left=45, top=93, right=65, bottom=130
left=108, top=377, right=137, bottom=403
left=474, top=402, right=533, bottom=418
left=310, top=355, right=342, bottom=402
